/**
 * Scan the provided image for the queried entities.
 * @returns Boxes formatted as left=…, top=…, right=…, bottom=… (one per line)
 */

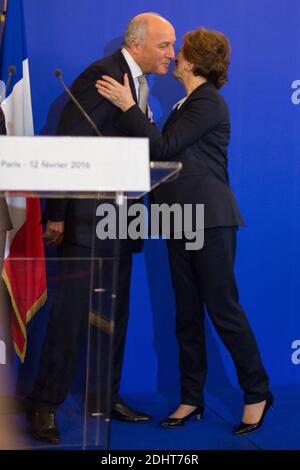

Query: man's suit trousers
left=27, top=242, right=132, bottom=411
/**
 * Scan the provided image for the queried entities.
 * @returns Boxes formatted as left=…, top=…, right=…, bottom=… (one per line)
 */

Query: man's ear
left=130, top=38, right=142, bottom=55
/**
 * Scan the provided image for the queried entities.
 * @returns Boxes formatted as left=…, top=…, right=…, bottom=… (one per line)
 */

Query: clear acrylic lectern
left=0, top=136, right=181, bottom=450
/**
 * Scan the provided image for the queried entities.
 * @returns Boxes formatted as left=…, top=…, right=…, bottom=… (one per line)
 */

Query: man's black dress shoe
left=234, top=393, right=274, bottom=435
left=26, top=411, right=61, bottom=444
left=160, top=404, right=204, bottom=428
left=111, top=402, right=152, bottom=423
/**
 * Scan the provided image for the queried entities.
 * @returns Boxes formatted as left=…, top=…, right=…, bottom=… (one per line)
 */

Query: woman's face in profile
left=173, top=48, right=185, bottom=81
left=173, top=47, right=194, bottom=83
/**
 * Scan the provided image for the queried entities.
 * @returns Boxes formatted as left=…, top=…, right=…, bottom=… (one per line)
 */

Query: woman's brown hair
left=182, top=27, right=231, bottom=88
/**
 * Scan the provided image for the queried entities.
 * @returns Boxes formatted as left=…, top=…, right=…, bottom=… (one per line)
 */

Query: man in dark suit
left=26, top=12, right=176, bottom=444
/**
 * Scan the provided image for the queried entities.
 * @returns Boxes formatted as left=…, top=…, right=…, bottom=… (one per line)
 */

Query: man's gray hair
left=123, top=12, right=163, bottom=47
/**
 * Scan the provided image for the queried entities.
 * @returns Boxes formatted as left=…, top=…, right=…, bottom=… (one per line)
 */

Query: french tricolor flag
left=0, top=0, right=47, bottom=362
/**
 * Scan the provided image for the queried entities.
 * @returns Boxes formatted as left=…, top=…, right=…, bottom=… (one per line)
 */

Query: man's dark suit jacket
left=44, top=50, right=142, bottom=255
left=116, top=81, right=244, bottom=230
left=0, top=106, right=12, bottom=232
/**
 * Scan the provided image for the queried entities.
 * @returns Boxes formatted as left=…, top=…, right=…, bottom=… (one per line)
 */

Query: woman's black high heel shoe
left=160, top=404, right=204, bottom=428
left=234, top=393, right=274, bottom=435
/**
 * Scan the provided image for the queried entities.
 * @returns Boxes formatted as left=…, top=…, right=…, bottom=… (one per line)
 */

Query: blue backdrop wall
left=4, top=0, right=300, bottom=399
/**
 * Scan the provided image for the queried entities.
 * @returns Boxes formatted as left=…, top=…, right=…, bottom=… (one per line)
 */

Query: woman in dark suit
left=96, top=27, right=273, bottom=435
